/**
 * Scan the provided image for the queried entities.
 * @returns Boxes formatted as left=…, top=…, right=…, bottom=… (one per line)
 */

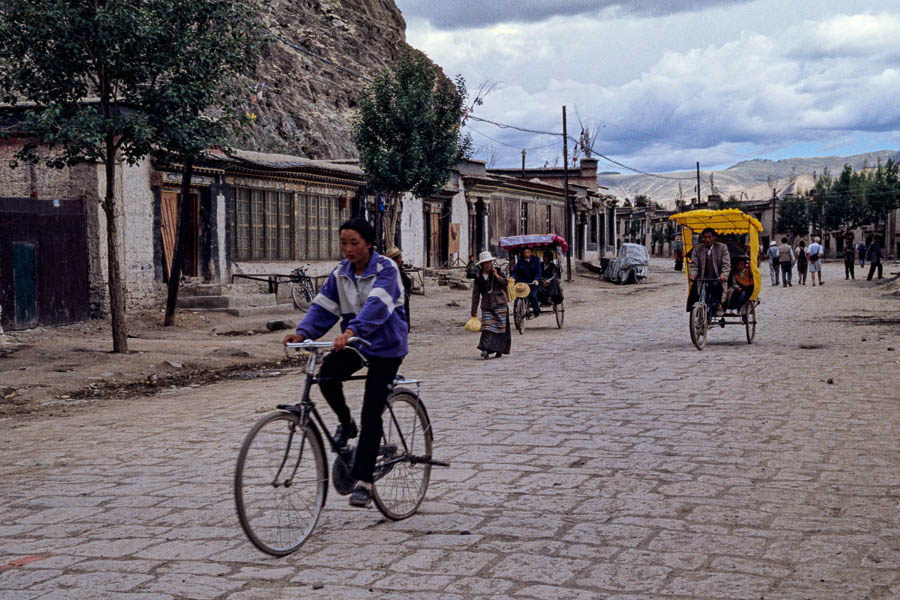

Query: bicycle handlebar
left=284, top=337, right=372, bottom=352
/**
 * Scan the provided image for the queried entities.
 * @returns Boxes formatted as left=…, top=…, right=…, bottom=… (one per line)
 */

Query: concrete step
left=178, top=293, right=277, bottom=309
left=224, top=303, right=299, bottom=317
left=180, top=283, right=263, bottom=297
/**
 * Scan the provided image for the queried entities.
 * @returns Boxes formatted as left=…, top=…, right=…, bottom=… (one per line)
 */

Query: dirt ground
left=0, top=266, right=640, bottom=419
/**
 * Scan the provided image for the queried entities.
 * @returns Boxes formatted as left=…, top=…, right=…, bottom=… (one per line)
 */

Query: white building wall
left=119, top=158, right=161, bottom=308
left=450, top=189, right=469, bottom=265
left=399, top=192, right=425, bottom=268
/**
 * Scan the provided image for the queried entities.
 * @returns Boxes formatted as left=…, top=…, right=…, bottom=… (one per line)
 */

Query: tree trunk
left=103, top=133, right=129, bottom=353
left=163, top=155, right=195, bottom=326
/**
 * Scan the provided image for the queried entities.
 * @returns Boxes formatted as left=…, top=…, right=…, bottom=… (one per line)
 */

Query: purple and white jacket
left=295, top=251, right=408, bottom=358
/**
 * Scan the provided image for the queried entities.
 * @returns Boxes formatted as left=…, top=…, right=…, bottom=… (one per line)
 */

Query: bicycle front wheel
left=234, top=411, right=327, bottom=556
left=514, top=298, right=526, bottom=334
left=689, top=303, right=707, bottom=350
left=373, top=391, right=433, bottom=520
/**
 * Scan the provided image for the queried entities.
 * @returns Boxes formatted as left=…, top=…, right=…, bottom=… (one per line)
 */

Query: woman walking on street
left=471, top=251, right=511, bottom=359
left=795, top=240, right=808, bottom=285
left=843, top=241, right=856, bottom=280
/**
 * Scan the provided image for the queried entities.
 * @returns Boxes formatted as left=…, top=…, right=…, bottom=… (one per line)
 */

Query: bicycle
left=289, top=266, right=315, bottom=312
left=234, top=338, right=448, bottom=556
left=689, top=278, right=757, bottom=350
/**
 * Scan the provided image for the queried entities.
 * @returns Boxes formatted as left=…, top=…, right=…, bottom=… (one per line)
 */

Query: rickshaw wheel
left=513, top=298, right=526, bottom=334
left=689, top=303, right=707, bottom=350
left=554, top=302, right=564, bottom=328
left=744, top=303, right=756, bottom=344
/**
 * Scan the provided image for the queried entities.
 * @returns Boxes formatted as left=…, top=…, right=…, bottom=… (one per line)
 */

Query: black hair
left=543, top=250, right=553, bottom=260
left=339, top=217, right=376, bottom=245
left=781, top=237, right=788, bottom=243
left=799, top=240, right=806, bottom=246
left=701, top=227, right=716, bottom=236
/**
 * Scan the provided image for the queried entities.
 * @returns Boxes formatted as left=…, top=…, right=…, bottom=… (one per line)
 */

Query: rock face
left=245, top=0, right=408, bottom=159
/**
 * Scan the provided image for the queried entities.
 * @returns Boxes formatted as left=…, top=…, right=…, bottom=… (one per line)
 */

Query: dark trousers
left=844, top=261, right=855, bottom=279
left=780, top=262, right=792, bottom=285
left=867, top=261, right=883, bottom=280
left=797, top=263, right=807, bottom=284
left=728, top=287, right=751, bottom=310
left=318, top=349, right=403, bottom=483
left=528, top=284, right=541, bottom=315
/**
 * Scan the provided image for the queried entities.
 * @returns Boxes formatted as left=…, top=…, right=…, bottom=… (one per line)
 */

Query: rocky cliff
left=244, top=0, right=408, bottom=159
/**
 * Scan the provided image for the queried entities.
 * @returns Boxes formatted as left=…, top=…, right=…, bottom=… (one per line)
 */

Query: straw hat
left=384, top=247, right=402, bottom=260
left=476, top=250, right=495, bottom=265
left=513, top=282, right=531, bottom=298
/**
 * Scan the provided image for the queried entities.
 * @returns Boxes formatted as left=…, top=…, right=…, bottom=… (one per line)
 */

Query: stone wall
left=245, top=0, right=410, bottom=159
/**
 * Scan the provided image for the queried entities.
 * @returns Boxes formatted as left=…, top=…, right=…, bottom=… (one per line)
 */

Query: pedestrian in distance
left=282, top=217, right=408, bottom=508
left=385, top=247, right=411, bottom=329
left=865, top=236, right=884, bottom=280
left=767, top=240, right=780, bottom=286
left=807, top=236, right=824, bottom=286
left=843, top=241, right=856, bottom=280
left=674, top=247, right=684, bottom=271
left=778, top=237, right=795, bottom=287
left=795, top=239, right=808, bottom=285
left=470, top=251, right=511, bottom=359
left=856, top=240, right=867, bottom=269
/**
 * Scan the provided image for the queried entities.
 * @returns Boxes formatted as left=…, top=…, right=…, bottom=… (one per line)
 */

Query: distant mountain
left=597, top=150, right=900, bottom=209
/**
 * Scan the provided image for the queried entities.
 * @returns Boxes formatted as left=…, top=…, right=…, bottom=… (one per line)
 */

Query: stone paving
left=1, top=260, right=898, bottom=599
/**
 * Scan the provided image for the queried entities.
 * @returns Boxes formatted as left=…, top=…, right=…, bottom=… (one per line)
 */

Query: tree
left=352, top=47, right=468, bottom=248
left=633, top=195, right=650, bottom=208
left=1, top=0, right=163, bottom=352
left=776, top=194, right=810, bottom=239
left=822, top=164, right=865, bottom=237
left=720, top=194, right=742, bottom=209
left=146, top=0, right=266, bottom=326
left=863, top=158, right=899, bottom=232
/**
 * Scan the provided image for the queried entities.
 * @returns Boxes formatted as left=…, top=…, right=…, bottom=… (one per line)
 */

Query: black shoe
left=348, top=484, right=372, bottom=507
left=495, top=352, right=502, bottom=358
left=334, top=420, right=358, bottom=448
left=481, top=350, right=489, bottom=360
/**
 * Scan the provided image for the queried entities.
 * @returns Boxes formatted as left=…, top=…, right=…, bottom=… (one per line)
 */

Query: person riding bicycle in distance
left=282, top=218, right=408, bottom=507
left=688, top=227, right=731, bottom=316
left=511, top=247, right=543, bottom=317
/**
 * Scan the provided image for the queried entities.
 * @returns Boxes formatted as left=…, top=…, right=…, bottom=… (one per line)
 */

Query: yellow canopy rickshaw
left=669, top=209, right=763, bottom=302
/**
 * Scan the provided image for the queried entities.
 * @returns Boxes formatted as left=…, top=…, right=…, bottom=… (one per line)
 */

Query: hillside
left=597, top=150, right=900, bottom=208
left=240, top=0, right=408, bottom=159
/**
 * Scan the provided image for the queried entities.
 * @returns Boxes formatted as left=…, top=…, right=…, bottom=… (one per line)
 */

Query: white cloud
left=447, top=8, right=900, bottom=170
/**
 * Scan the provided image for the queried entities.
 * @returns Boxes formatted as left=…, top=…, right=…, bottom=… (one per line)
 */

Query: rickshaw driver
left=511, top=247, right=543, bottom=316
left=688, top=227, right=731, bottom=317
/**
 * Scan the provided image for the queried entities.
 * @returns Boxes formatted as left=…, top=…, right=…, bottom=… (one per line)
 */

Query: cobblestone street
left=1, top=260, right=898, bottom=599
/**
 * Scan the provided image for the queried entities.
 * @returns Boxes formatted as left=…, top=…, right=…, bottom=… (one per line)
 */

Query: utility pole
left=563, top=106, right=572, bottom=281
left=521, top=148, right=526, bottom=178
left=696, top=162, right=701, bottom=205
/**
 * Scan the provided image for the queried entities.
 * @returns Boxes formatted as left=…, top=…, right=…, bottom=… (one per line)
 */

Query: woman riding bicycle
left=282, top=218, right=408, bottom=507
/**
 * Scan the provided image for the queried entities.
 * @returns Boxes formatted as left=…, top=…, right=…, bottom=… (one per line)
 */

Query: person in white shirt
left=807, top=236, right=824, bottom=286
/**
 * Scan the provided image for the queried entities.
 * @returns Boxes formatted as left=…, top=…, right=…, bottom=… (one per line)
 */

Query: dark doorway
left=161, top=191, right=200, bottom=280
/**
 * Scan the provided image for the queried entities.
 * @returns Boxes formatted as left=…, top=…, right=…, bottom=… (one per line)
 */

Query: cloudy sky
left=394, top=0, right=900, bottom=173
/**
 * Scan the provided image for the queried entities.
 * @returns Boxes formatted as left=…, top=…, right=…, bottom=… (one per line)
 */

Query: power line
left=467, top=125, right=560, bottom=151
left=274, top=33, right=374, bottom=83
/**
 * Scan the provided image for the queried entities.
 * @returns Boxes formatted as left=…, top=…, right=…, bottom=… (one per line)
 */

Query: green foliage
left=776, top=194, right=810, bottom=238
left=720, top=194, right=742, bottom=209
left=0, top=0, right=266, bottom=165
left=634, top=195, right=649, bottom=208
left=352, top=47, right=467, bottom=201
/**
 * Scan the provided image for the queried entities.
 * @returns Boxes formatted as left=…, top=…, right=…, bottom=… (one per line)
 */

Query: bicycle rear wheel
left=744, top=303, right=757, bottom=344
left=372, top=391, right=432, bottom=520
left=234, top=411, right=327, bottom=556
left=291, top=282, right=313, bottom=312
left=554, top=302, right=564, bottom=328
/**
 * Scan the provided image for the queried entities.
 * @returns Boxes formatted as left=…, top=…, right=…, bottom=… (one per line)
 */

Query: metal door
left=12, top=242, right=37, bottom=327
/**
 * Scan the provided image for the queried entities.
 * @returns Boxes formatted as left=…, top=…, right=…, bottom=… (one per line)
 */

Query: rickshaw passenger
left=726, top=258, right=753, bottom=312
left=512, top=247, right=543, bottom=316
left=688, top=227, right=731, bottom=316
left=538, top=250, right=563, bottom=304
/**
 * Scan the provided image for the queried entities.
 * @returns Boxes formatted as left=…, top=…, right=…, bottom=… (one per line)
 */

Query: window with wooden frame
left=232, top=187, right=294, bottom=260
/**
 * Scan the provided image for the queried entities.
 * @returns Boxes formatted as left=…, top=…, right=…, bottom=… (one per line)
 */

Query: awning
left=669, top=209, right=763, bottom=234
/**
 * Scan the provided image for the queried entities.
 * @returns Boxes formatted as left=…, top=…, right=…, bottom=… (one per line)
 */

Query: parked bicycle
left=234, top=338, right=447, bottom=556
left=289, top=265, right=315, bottom=312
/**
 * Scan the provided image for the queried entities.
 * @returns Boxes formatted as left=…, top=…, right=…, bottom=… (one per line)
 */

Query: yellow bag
left=506, top=279, right=516, bottom=302
left=464, top=317, right=481, bottom=332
